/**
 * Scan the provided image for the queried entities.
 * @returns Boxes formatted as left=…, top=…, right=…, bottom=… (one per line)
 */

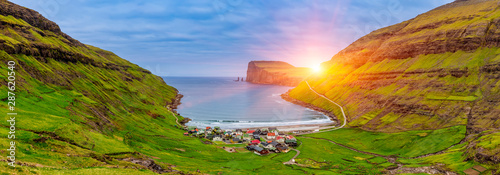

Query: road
left=296, top=81, right=347, bottom=135
left=283, top=148, right=300, bottom=165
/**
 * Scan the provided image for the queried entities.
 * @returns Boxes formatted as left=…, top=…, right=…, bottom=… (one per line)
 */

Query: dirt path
left=167, top=107, right=181, bottom=126
left=304, top=81, right=346, bottom=130
left=283, top=148, right=300, bottom=165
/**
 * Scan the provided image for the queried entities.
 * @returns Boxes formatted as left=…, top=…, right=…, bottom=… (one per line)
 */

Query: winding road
left=284, top=81, right=349, bottom=164
left=297, top=81, right=347, bottom=135
left=283, top=148, right=300, bottom=165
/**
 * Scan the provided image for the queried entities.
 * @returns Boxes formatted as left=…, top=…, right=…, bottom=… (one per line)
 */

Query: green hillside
left=288, top=0, right=500, bottom=173
left=1, top=0, right=499, bottom=174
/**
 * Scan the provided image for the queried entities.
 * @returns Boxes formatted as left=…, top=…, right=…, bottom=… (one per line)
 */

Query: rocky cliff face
left=288, top=0, right=500, bottom=165
left=246, top=61, right=312, bottom=86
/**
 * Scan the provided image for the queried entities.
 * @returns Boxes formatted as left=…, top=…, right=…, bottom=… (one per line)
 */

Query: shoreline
left=280, top=90, right=340, bottom=125
left=176, top=83, right=340, bottom=132
left=238, top=122, right=335, bottom=132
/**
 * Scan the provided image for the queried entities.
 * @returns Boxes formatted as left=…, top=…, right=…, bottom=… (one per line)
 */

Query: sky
left=10, top=0, right=453, bottom=77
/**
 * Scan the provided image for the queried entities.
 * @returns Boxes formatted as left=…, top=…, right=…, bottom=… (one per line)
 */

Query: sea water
left=163, top=77, right=332, bottom=129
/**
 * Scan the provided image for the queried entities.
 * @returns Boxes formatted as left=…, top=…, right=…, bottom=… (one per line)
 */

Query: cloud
left=9, top=0, right=453, bottom=76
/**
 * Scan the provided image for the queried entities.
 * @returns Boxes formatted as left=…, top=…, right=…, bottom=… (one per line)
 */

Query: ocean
left=162, top=77, right=333, bottom=129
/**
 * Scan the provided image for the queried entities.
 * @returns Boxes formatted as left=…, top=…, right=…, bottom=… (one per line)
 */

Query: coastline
left=280, top=90, right=340, bottom=125
left=173, top=78, right=339, bottom=132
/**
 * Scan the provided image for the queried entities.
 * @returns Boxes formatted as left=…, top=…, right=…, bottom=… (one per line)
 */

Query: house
left=286, top=135, right=296, bottom=141
left=270, top=141, right=280, bottom=147
left=235, top=129, right=243, bottom=135
left=285, top=139, right=297, bottom=147
left=206, top=126, right=212, bottom=130
left=206, top=134, right=213, bottom=140
left=246, top=145, right=257, bottom=151
left=183, top=132, right=189, bottom=136
left=187, top=126, right=197, bottom=131
left=254, top=129, right=262, bottom=135
left=247, top=130, right=255, bottom=136
left=231, top=138, right=241, bottom=143
left=254, top=147, right=269, bottom=155
left=276, top=136, right=285, bottom=143
left=213, top=135, right=223, bottom=141
left=262, top=142, right=274, bottom=149
left=188, top=129, right=197, bottom=134
left=242, top=134, right=251, bottom=140
left=251, top=139, right=261, bottom=145
left=267, top=133, right=276, bottom=140
left=254, top=146, right=263, bottom=152
left=253, top=135, right=260, bottom=140
left=276, top=145, right=289, bottom=153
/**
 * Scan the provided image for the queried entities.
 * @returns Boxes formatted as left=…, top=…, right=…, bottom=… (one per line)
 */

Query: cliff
left=246, top=61, right=312, bottom=86
left=287, top=0, right=500, bottom=168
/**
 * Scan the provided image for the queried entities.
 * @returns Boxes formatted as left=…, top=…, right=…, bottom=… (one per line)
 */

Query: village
left=184, top=126, right=299, bottom=155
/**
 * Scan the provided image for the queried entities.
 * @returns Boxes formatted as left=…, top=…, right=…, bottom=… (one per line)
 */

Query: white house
left=213, top=135, right=223, bottom=141
left=267, top=133, right=276, bottom=140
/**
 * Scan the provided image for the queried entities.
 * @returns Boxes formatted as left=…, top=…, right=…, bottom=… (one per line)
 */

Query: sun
left=312, top=64, right=322, bottom=73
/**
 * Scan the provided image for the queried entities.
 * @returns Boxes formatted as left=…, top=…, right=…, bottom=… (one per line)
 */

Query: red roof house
left=247, top=130, right=255, bottom=135
left=267, top=132, right=276, bottom=139
left=251, top=140, right=261, bottom=144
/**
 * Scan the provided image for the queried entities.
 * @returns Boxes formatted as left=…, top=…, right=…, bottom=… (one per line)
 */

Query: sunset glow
left=312, top=64, right=322, bottom=73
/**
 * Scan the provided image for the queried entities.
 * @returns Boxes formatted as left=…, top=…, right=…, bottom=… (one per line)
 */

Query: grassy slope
left=287, top=0, right=500, bottom=173
left=0, top=10, right=397, bottom=175
left=0, top=1, right=498, bottom=174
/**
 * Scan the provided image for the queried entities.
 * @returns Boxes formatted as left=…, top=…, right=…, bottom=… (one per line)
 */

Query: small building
left=247, top=130, right=255, bottom=136
left=285, top=139, right=297, bottom=147
left=262, top=142, right=274, bottom=149
left=183, top=132, right=189, bottom=136
left=267, top=133, right=276, bottom=140
left=276, top=136, right=285, bottom=143
left=251, top=139, right=261, bottom=145
left=213, top=135, right=223, bottom=141
left=253, top=135, right=260, bottom=140
left=286, top=135, right=296, bottom=141
left=246, top=145, right=257, bottom=151
left=235, top=129, right=243, bottom=135
left=231, top=138, right=241, bottom=143
left=276, top=145, right=289, bottom=153
left=206, top=126, right=212, bottom=130
left=254, top=147, right=269, bottom=155
left=242, top=134, right=251, bottom=140
left=254, top=129, right=262, bottom=135
left=206, top=134, right=213, bottom=140
left=270, top=141, right=280, bottom=147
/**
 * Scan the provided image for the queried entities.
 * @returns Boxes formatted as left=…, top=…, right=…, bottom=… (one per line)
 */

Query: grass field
left=303, top=125, right=466, bottom=158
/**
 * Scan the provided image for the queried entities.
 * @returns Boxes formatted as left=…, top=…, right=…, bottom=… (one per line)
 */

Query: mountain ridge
left=287, top=0, right=500, bottom=166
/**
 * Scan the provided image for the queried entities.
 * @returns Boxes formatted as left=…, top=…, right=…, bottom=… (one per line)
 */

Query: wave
left=186, top=118, right=333, bottom=129
left=271, top=93, right=282, bottom=97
